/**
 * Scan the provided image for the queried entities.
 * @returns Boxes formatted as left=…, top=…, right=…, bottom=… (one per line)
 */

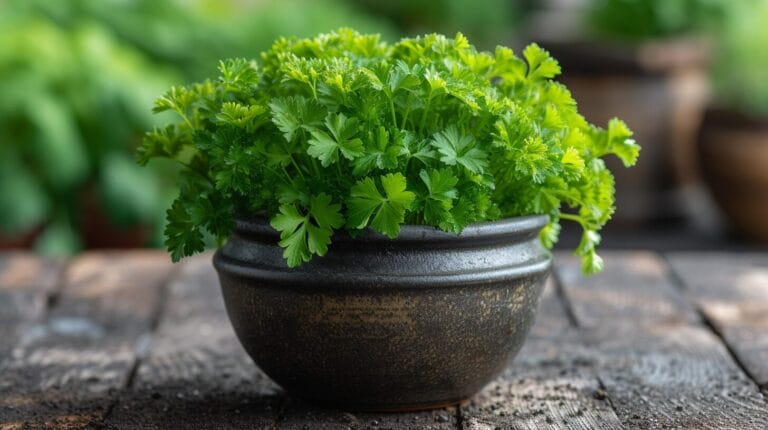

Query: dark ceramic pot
left=213, top=215, right=552, bottom=411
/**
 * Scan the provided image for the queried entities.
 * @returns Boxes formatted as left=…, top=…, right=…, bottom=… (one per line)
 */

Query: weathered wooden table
left=1, top=250, right=767, bottom=429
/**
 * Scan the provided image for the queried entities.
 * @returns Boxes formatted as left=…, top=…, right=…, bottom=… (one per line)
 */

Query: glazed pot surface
left=214, top=216, right=551, bottom=411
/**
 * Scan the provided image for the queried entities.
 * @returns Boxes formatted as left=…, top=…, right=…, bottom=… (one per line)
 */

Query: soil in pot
left=214, top=215, right=552, bottom=411
left=698, top=108, right=768, bottom=242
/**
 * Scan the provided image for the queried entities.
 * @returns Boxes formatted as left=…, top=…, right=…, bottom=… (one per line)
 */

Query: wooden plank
left=0, top=251, right=173, bottom=429
left=279, top=401, right=457, bottom=430
left=460, top=277, right=624, bottom=430
left=557, top=251, right=768, bottom=429
left=667, top=252, right=768, bottom=390
left=106, top=253, right=281, bottom=430
left=0, top=252, right=64, bottom=354
left=555, top=251, right=699, bottom=328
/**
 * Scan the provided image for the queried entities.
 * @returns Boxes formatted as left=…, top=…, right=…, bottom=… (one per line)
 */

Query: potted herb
left=140, top=29, right=638, bottom=410
left=698, top=1, right=768, bottom=241
left=526, top=0, right=720, bottom=224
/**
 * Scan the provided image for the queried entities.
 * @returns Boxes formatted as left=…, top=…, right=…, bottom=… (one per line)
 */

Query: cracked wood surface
left=1, top=250, right=767, bottom=429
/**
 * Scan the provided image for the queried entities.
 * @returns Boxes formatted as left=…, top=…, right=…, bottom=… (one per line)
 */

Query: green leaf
left=270, top=193, right=344, bottom=267
left=216, top=102, right=268, bottom=132
left=138, top=125, right=191, bottom=165
left=540, top=221, right=561, bottom=249
left=575, top=229, right=605, bottom=275
left=607, top=118, right=640, bottom=167
left=419, top=168, right=459, bottom=225
left=352, top=127, right=400, bottom=176
left=347, top=173, right=415, bottom=238
left=139, top=31, right=640, bottom=274
left=307, top=112, right=364, bottom=166
left=387, top=60, right=421, bottom=94
left=269, top=96, right=325, bottom=142
left=430, top=126, right=487, bottom=174
left=523, top=44, right=561, bottom=81
left=164, top=197, right=205, bottom=263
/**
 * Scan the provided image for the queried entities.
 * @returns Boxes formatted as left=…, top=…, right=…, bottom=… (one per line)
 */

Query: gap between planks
left=100, top=258, right=179, bottom=424
left=555, top=250, right=768, bottom=429
left=0, top=251, right=175, bottom=429
left=661, top=253, right=768, bottom=403
left=550, top=267, right=624, bottom=423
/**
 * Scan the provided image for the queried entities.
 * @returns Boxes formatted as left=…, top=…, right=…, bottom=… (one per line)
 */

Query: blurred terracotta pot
left=0, top=225, right=43, bottom=250
left=80, top=184, right=149, bottom=249
left=542, top=38, right=711, bottom=224
left=698, top=108, right=768, bottom=242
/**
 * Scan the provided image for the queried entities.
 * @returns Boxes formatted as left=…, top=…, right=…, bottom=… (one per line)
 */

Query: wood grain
left=106, top=253, right=280, bottom=430
left=557, top=251, right=768, bottom=429
left=278, top=401, right=457, bottom=430
left=0, top=253, right=64, bottom=354
left=555, top=251, right=699, bottom=328
left=667, top=252, right=768, bottom=390
left=0, top=251, right=173, bottom=430
left=2, top=250, right=768, bottom=429
left=460, top=277, right=624, bottom=430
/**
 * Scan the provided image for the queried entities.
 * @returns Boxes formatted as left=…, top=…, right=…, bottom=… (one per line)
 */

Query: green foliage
left=141, top=29, right=639, bottom=273
left=23, top=0, right=396, bottom=81
left=0, top=0, right=393, bottom=253
left=711, top=1, right=768, bottom=115
left=586, top=0, right=728, bottom=40
left=0, top=4, right=175, bottom=251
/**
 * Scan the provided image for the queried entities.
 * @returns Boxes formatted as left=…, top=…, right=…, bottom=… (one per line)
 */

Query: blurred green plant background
left=2, top=0, right=767, bottom=255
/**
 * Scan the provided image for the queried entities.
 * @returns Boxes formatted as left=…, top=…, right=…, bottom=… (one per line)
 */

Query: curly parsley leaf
left=164, top=197, right=205, bottom=263
left=142, top=29, right=639, bottom=273
left=523, top=44, right=561, bottom=81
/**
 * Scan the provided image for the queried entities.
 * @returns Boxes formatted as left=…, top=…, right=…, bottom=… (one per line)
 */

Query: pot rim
left=703, top=107, right=768, bottom=131
left=233, top=214, right=550, bottom=244
left=216, top=214, right=552, bottom=288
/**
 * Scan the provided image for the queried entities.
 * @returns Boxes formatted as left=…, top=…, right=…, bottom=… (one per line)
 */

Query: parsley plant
left=139, top=29, right=639, bottom=274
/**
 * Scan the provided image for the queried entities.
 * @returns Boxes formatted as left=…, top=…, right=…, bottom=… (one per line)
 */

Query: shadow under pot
left=698, top=108, right=768, bottom=242
left=213, top=215, right=552, bottom=411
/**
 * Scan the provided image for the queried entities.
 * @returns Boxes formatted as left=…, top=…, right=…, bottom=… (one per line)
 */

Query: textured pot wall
left=214, top=216, right=551, bottom=410
left=699, top=109, right=768, bottom=241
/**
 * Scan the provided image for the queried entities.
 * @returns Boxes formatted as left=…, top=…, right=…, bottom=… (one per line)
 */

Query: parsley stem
left=419, top=95, right=432, bottom=133
left=558, top=213, right=583, bottom=225
left=546, top=189, right=587, bottom=207
left=174, top=160, right=213, bottom=186
left=389, top=97, right=397, bottom=127
left=401, top=107, right=411, bottom=129
left=288, top=156, right=306, bottom=180
left=310, top=157, right=321, bottom=176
